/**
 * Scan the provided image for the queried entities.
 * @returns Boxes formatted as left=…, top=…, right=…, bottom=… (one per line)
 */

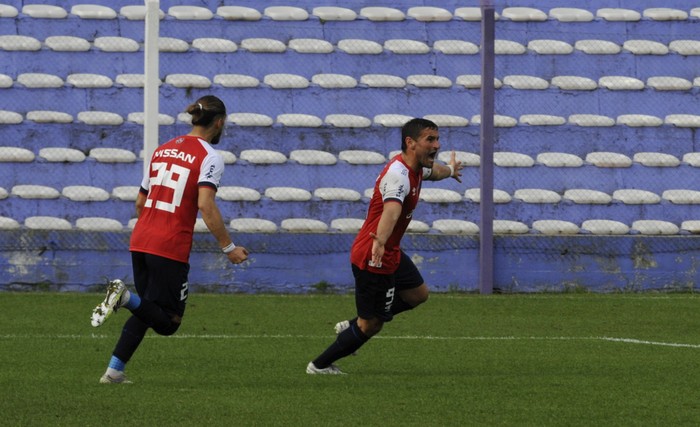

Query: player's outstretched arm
left=427, top=150, right=463, bottom=182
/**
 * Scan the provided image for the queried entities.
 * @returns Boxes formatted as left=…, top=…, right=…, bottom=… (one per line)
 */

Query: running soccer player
left=306, top=117, right=464, bottom=374
left=90, top=95, right=249, bottom=384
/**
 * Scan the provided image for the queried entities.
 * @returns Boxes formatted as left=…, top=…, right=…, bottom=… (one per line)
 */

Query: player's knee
left=154, top=315, right=182, bottom=336
left=358, top=317, right=384, bottom=337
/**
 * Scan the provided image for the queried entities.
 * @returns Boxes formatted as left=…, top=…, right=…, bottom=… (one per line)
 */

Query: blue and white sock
left=107, top=355, right=126, bottom=374
left=120, top=290, right=141, bottom=310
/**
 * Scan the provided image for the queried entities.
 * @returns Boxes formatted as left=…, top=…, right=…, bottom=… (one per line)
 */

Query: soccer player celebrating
left=90, top=95, right=249, bottom=384
left=307, top=118, right=463, bottom=374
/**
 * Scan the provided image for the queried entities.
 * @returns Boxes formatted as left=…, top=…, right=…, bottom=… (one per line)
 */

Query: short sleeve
left=422, top=167, right=433, bottom=179
left=198, top=151, right=225, bottom=189
left=379, top=165, right=410, bottom=203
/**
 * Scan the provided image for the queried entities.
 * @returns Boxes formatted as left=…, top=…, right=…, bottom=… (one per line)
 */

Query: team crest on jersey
left=176, top=137, right=185, bottom=144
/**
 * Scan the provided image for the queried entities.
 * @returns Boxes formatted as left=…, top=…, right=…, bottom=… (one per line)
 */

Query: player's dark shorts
left=352, top=250, right=424, bottom=322
left=131, top=251, right=189, bottom=318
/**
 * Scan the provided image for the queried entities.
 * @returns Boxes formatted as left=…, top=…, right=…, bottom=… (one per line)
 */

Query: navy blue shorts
left=352, top=251, right=424, bottom=322
left=131, top=251, right=189, bottom=318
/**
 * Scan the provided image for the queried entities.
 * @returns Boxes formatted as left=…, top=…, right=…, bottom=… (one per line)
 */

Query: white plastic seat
left=89, top=148, right=136, bottom=163
left=39, top=147, right=85, bottom=163
left=62, top=185, right=110, bottom=202
left=454, top=7, right=500, bottom=21
left=165, top=74, right=211, bottom=88
left=581, top=219, right=629, bottom=235
left=632, top=220, right=679, bottom=235
left=643, top=8, right=688, bottom=21
left=384, top=39, right=431, bottom=55
left=419, top=189, right=462, bottom=203
left=456, top=75, right=503, bottom=89
left=574, top=40, right=621, bottom=55
left=67, top=73, right=113, bottom=89
left=536, top=152, right=583, bottom=167
left=0, top=75, right=12, bottom=89
left=374, top=114, right=414, bottom=128
left=159, top=37, right=190, bottom=53
left=289, top=39, right=334, bottom=54
left=127, top=112, right=175, bottom=126
left=44, top=36, right=90, bottom=52
left=360, top=74, right=406, bottom=88
left=514, top=189, right=561, bottom=204
left=94, top=36, right=139, bottom=52
left=551, top=76, right=597, bottom=90
left=216, top=6, right=261, bottom=21
left=623, top=40, right=669, bottom=55
left=22, top=5, right=67, bottom=19
left=0, top=5, right=18, bottom=18
left=527, top=40, right=574, bottom=55
left=192, top=38, right=237, bottom=53
left=116, top=74, right=148, bottom=88
left=599, top=76, right=645, bottom=90
left=662, top=189, right=700, bottom=204
left=217, top=150, right=237, bottom=165
left=0, top=217, right=20, bottom=230
left=437, top=151, right=480, bottom=166
left=339, top=150, right=385, bottom=165
left=168, top=6, right=213, bottom=20
left=312, top=74, right=357, bottom=89
left=616, top=114, right=663, bottom=127
left=532, top=220, right=580, bottom=235
left=612, top=189, right=661, bottom=204
left=228, top=113, right=273, bottom=127
left=424, top=114, right=469, bottom=127
left=633, top=152, right=680, bottom=167
left=217, top=186, right=261, bottom=202
left=465, top=188, right=512, bottom=203
left=119, top=5, right=165, bottom=20
left=470, top=115, right=518, bottom=127
left=667, top=115, right=700, bottom=128
left=281, top=218, right=328, bottom=232
left=71, top=5, right=116, bottom=19
left=494, top=152, right=534, bottom=167
left=229, top=218, right=277, bottom=233
left=314, top=188, right=361, bottom=201
left=407, top=220, right=430, bottom=233
left=596, top=8, right=641, bottom=22
left=26, top=111, right=73, bottom=124
left=520, top=115, right=566, bottom=126
left=0, top=110, right=22, bottom=124
left=407, top=6, right=452, bottom=22
left=17, top=73, right=63, bottom=88
left=112, top=186, right=140, bottom=201
left=495, top=40, right=527, bottom=55
left=240, top=38, right=286, bottom=53
left=684, top=153, right=700, bottom=167
left=503, top=75, right=549, bottom=90
left=77, top=111, right=123, bottom=126
left=312, top=6, right=357, bottom=21
left=337, top=39, right=383, bottom=55
left=681, top=221, right=700, bottom=234
left=324, top=114, right=371, bottom=128
left=433, top=40, right=479, bottom=55
left=568, top=114, right=615, bottom=127
left=669, top=40, right=700, bottom=55
left=502, top=7, right=547, bottom=21
left=264, top=74, right=309, bottom=89
left=290, top=150, right=337, bottom=165
left=0, top=147, right=34, bottom=162
left=432, top=219, right=479, bottom=234
left=276, top=114, right=322, bottom=128
left=0, top=188, right=6, bottom=200
left=549, top=8, right=594, bottom=22
left=360, top=7, right=405, bottom=21
left=264, top=6, right=308, bottom=21
left=407, top=75, right=452, bottom=88
left=647, top=76, right=692, bottom=91
left=25, top=216, right=71, bottom=230
left=193, top=218, right=209, bottom=233
left=12, top=185, right=59, bottom=199
left=76, top=217, right=123, bottom=231
left=585, top=152, right=632, bottom=167
left=214, top=74, right=258, bottom=88
left=330, top=218, right=365, bottom=233
left=265, top=187, right=312, bottom=202
left=493, top=220, right=529, bottom=234
left=563, top=189, right=612, bottom=204
left=240, top=149, right=287, bottom=164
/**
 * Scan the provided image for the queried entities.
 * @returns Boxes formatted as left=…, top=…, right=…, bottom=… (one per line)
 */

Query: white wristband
left=222, top=242, right=236, bottom=254
left=448, top=164, right=455, bottom=177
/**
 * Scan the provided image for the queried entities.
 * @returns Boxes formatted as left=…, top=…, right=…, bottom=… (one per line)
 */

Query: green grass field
left=2, top=292, right=700, bottom=426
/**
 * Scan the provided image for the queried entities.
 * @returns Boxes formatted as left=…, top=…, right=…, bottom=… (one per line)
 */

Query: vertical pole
left=480, top=1, right=495, bottom=294
left=143, top=0, right=160, bottom=177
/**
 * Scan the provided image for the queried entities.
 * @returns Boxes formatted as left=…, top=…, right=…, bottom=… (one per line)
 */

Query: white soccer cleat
left=334, top=320, right=357, bottom=356
left=99, top=371, right=132, bottom=384
left=306, top=361, right=344, bottom=375
left=91, top=280, right=126, bottom=327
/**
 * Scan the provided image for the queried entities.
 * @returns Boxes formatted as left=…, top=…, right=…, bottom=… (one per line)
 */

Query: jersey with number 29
left=130, top=135, right=224, bottom=263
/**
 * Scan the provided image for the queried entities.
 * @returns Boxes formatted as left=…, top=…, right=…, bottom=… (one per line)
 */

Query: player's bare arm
left=427, top=150, right=463, bottom=182
left=198, top=186, right=249, bottom=264
left=369, top=201, right=402, bottom=267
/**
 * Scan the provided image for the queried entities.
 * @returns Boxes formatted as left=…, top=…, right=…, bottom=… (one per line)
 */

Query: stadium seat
left=39, top=147, right=85, bottom=163
left=0, top=75, right=12, bottom=89
left=165, top=74, right=211, bottom=88
left=432, top=219, right=479, bottom=234
left=112, top=186, right=140, bottom=201
left=0, top=4, right=18, bottom=18
left=264, top=6, right=308, bottom=21
left=360, top=7, right=405, bottom=21
left=116, top=74, right=148, bottom=88
left=193, top=218, right=209, bottom=233
left=633, top=152, right=680, bottom=167
left=631, top=220, right=679, bottom=235
left=228, top=113, right=273, bottom=126
left=127, top=113, right=175, bottom=126
left=647, top=77, right=693, bottom=91
left=26, top=111, right=73, bottom=124
left=17, top=73, right=63, bottom=88
left=193, top=38, right=237, bottom=53
left=265, top=187, right=312, bottom=201
left=360, top=74, right=406, bottom=88
left=532, top=220, right=580, bottom=235
left=0, top=147, right=34, bottom=162
left=289, top=150, right=336, bottom=165
left=215, top=74, right=258, bottom=88
left=241, top=38, right=286, bottom=53
left=167, top=6, right=213, bottom=20
left=77, top=112, right=123, bottom=126
left=612, top=189, right=661, bottom=204
left=549, top=8, right=594, bottom=22
left=217, top=186, right=261, bottom=202
left=536, top=153, right=584, bottom=168
left=216, top=6, right=261, bottom=21
left=407, top=75, right=452, bottom=88
left=493, top=220, right=529, bottom=234
left=12, top=185, right=59, bottom=199
left=159, top=37, right=190, bottom=53
left=495, top=40, right=527, bottom=55
left=494, top=152, right=535, bottom=167
left=433, top=40, right=479, bottom=55
left=22, top=4, right=67, bottom=19
left=119, top=5, right=165, bottom=20
left=471, top=115, right=518, bottom=127
left=384, top=40, right=431, bottom=55
left=289, top=39, right=334, bottom=54
left=681, top=221, right=700, bottom=234
left=437, top=151, right=480, bottom=166
left=94, top=36, right=139, bottom=52
left=503, top=75, right=549, bottom=90
left=407, top=6, right=452, bottom=22
left=312, top=6, right=357, bottom=21
left=89, top=148, right=136, bottom=163
left=643, top=8, right=688, bottom=21
left=62, top=186, right=110, bottom=202
left=313, top=188, right=362, bottom=201
left=324, top=114, right=371, bottom=128
left=281, top=218, right=328, bottom=232
left=70, top=4, right=117, bottom=19
left=574, top=40, right=621, bottom=55
left=456, top=75, right=503, bottom=89
left=596, top=8, right=641, bottom=21
left=0, top=110, right=22, bottom=124
left=453, top=7, right=492, bottom=21
left=683, top=153, right=700, bottom=167
left=337, top=39, right=384, bottom=55
left=599, top=76, right=645, bottom=91
left=217, top=150, right=237, bottom=165
left=0, top=216, right=20, bottom=230
left=520, top=115, right=566, bottom=126
left=581, top=219, right=629, bottom=235
left=569, top=114, right=615, bottom=127
left=339, top=150, right=385, bottom=165
left=563, top=189, right=612, bottom=204
left=330, top=218, right=364, bottom=233
left=276, top=114, right=322, bottom=127
left=527, top=40, right=574, bottom=55
left=424, top=114, right=469, bottom=127
left=465, top=188, right=512, bottom=203
left=229, top=218, right=277, bottom=233
left=661, top=189, right=700, bottom=204
left=67, top=74, right=113, bottom=89
left=264, top=74, right=309, bottom=89
left=407, top=220, right=430, bottom=233
left=419, top=188, right=463, bottom=203
left=669, top=40, right=700, bottom=55
left=502, top=7, right=547, bottom=21
left=585, top=152, right=632, bottom=167
left=551, top=76, right=597, bottom=90
left=623, top=40, right=669, bottom=55
left=513, top=189, right=562, bottom=204
left=75, top=217, right=123, bottom=231
left=44, top=36, right=91, bottom=52
left=312, top=74, right=357, bottom=89
left=240, top=149, right=286, bottom=164
left=25, top=216, right=72, bottom=230
left=616, top=114, right=663, bottom=127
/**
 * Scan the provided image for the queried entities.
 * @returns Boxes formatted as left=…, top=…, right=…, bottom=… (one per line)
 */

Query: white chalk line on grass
left=2, top=333, right=700, bottom=349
